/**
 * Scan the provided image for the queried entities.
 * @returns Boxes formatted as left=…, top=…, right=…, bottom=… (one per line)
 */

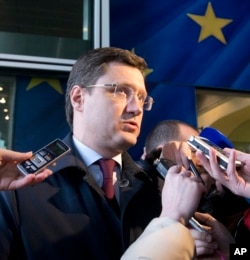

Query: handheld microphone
left=199, top=127, right=233, bottom=149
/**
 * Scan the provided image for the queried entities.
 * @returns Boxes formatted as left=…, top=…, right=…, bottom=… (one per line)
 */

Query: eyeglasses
left=85, top=84, right=154, bottom=111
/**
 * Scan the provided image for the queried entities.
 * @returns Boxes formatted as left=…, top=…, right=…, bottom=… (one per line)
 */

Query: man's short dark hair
left=145, top=120, right=197, bottom=155
left=65, top=47, right=148, bottom=129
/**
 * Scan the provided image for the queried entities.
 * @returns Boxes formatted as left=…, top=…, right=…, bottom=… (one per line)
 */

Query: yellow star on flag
left=187, top=2, right=233, bottom=44
left=26, top=78, right=64, bottom=94
left=131, top=48, right=154, bottom=76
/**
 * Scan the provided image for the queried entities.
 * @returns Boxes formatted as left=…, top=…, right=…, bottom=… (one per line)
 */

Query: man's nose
left=126, top=95, right=143, bottom=115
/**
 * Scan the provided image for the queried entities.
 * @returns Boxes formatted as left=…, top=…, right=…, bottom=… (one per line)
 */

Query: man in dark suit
left=0, top=147, right=208, bottom=260
left=0, top=47, right=166, bottom=259
left=0, top=48, right=232, bottom=259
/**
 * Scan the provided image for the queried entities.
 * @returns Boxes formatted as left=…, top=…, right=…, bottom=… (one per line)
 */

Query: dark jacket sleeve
left=0, top=190, right=26, bottom=259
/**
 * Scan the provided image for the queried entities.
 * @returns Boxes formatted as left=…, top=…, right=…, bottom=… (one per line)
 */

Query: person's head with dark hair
left=143, top=120, right=198, bottom=158
left=65, top=47, right=148, bottom=130
left=65, top=47, right=154, bottom=158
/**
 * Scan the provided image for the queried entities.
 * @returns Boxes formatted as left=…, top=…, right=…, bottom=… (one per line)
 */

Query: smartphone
left=189, top=217, right=207, bottom=232
left=17, top=139, right=70, bottom=175
left=187, top=135, right=242, bottom=170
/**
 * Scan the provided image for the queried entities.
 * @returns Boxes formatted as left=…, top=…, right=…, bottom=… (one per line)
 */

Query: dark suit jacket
left=0, top=134, right=162, bottom=260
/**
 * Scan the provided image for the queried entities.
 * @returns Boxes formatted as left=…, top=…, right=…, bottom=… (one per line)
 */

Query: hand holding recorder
left=0, top=139, right=70, bottom=190
left=160, top=165, right=207, bottom=225
left=187, top=135, right=242, bottom=170
left=190, top=212, right=235, bottom=259
left=17, top=139, right=70, bottom=175
left=0, top=149, right=52, bottom=190
left=156, top=140, right=212, bottom=189
left=227, top=147, right=250, bottom=182
left=197, top=148, right=250, bottom=198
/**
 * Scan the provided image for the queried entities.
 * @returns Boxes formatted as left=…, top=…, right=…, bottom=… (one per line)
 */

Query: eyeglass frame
left=84, top=83, right=154, bottom=111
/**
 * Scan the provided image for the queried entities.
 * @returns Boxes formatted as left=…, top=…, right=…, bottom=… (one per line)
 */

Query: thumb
left=194, top=212, right=215, bottom=227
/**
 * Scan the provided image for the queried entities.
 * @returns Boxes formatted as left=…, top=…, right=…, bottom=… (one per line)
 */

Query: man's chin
left=118, top=134, right=138, bottom=149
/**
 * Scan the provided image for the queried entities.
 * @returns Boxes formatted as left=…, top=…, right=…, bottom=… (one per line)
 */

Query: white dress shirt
left=73, top=136, right=122, bottom=200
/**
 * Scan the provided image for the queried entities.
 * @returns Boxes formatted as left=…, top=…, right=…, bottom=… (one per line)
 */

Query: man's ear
left=70, top=86, right=85, bottom=112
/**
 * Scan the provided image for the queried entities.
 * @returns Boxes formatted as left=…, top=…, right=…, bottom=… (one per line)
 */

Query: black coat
left=0, top=134, right=163, bottom=260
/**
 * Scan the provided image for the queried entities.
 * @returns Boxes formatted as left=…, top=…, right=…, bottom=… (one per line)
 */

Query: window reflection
left=0, top=77, right=15, bottom=149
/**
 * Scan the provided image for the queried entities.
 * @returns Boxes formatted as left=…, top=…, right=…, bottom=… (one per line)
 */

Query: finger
left=194, top=212, right=216, bottom=227
left=226, top=149, right=237, bottom=181
left=189, top=229, right=212, bottom=242
left=173, top=146, right=183, bottom=166
left=208, top=148, right=227, bottom=182
left=167, top=164, right=183, bottom=175
left=195, top=239, right=217, bottom=250
left=180, top=142, right=192, bottom=169
left=10, top=169, right=52, bottom=190
left=0, top=150, right=32, bottom=162
left=215, top=181, right=224, bottom=192
left=175, top=142, right=191, bottom=169
left=181, top=169, right=193, bottom=177
left=196, top=245, right=216, bottom=256
left=224, top=147, right=231, bottom=153
left=196, top=151, right=212, bottom=174
left=8, top=174, right=36, bottom=190
left=34, top=169, right=53, bottom=182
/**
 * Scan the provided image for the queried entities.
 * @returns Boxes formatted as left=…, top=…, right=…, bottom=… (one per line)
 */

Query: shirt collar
left=72, top=135, right=122, bottom=168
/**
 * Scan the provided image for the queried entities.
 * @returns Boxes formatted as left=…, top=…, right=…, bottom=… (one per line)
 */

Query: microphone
left=199, top=127, right=233, bottom=149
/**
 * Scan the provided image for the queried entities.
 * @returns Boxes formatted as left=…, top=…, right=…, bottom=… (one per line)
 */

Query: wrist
left=160, top=211, right=187, bottom=226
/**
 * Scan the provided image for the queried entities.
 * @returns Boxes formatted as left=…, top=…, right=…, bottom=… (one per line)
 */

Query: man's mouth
left=122, top=121, right=139, bottom=132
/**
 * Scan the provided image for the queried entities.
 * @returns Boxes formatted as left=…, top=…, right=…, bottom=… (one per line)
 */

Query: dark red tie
left=98, top=159, right=115, bottom=199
